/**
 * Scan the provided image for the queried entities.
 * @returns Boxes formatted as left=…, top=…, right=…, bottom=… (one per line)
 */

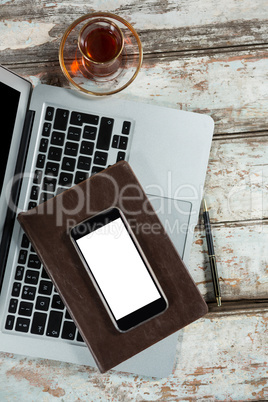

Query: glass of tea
left=78, top=18, right=124, bottom=77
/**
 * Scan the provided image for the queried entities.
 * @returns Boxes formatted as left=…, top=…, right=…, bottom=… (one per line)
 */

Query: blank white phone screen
left=76, top=217, right=161, bottom=320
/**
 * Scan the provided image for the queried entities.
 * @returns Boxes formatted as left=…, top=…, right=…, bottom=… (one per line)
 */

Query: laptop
left=0, top=65, right=214, bottom=377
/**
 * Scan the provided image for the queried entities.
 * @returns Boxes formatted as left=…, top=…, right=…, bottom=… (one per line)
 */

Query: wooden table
left=1, top=0, right=267, bottom=400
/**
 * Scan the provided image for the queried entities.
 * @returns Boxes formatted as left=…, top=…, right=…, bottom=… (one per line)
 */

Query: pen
left=203, top=199, right=221, bottom=307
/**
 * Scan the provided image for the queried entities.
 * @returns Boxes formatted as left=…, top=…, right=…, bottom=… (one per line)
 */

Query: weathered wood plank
left=0, top=311, right=267, bottom=400
left=2, top=45, right=268, bottom=135
left=205, top=135, right=268, bottom=223
left=1, top=0, right=268, bottom=66
left=189, top=222, right=268, bottom=301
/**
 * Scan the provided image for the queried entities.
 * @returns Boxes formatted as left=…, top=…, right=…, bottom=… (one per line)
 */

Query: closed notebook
left=17, top=161, right=208, bottom=373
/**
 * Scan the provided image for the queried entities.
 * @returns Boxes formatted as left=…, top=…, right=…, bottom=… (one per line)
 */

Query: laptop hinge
left=0, top=109, right=35, bottom=293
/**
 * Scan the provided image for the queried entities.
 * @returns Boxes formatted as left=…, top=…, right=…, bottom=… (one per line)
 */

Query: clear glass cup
left=59, top=12, right=143, bottom=96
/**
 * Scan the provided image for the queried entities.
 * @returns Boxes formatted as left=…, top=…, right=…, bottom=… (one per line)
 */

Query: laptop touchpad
left=146, top=195, right=192, bottom=259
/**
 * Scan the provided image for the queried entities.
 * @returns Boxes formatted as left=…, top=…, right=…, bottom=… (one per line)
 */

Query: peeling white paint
left=125, top=0, right=268, bottom=30
left=0, top=21, right=55, bottom=51
left=39, top=0, right=268, bottom=29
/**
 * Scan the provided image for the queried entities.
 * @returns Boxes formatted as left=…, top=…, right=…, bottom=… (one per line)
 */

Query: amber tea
left=78, top=18, right=124, bottom=76
left=82, top=27, right=121, bottom=63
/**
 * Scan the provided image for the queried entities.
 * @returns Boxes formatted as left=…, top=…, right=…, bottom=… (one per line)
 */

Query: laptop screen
left=0, top=82, right=20, bottom=197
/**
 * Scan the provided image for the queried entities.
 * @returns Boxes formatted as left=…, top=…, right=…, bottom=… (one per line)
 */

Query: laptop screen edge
left=0, top=66, right=32, bottom=291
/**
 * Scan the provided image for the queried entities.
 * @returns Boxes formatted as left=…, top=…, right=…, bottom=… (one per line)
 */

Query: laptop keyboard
left=4, top=105, right=132, bottom=343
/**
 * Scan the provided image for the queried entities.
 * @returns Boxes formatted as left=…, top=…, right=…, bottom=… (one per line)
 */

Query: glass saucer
left=59, top=12, right=143, bottom=96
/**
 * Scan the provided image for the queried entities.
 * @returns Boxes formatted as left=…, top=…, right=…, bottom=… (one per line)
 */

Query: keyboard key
left=41, top=267, right=49, bottom=279
left=80, top=141, right=94, bottom=156
left=15, top=266, right=24, bottom=281
left=48, top=146, right=62, bottom=162
left=22, top=286, right=36, bottom=301
left=59, top=172, right=73, bottom=187
left=33, top=169, right=43, bottom=185
left=39, top=138, right=49, bottom=153
left=39, top=280, right=53, bottom=295
left=46, top=310, right=63, bottom=337
left=83, top=125, right=97, bottom=140
left=43, top=177, right=57, bottom=192
left=62, top=157, right=76, bottom=172
left=45, top=106, right=54, bottom=121
left=116, top=151, right=126, bottom=162
left=15, top=317, right=30, bottom=333
left=30, top=185, right=40, bottom=200
left=25, top=269, right=40, bottom=285
left=94, top=151, right=108, bottom=166
left=45, top=162, right=59, bottom=177
left=51, top=131, right=65, bottom=146
left=12, top=282, right=21, bottom=297
left=65, top=142, right=79, bottom=156
left=61, top=321, right=76, bottom=340
left=36, top=154, right=46, bottom=168
left=77, top=332, right=84, bottom=342
left=91, top=166, right=104, bottom=175
left=56, top=187, right=67, bottom=196
left=18, top=249, right=28, bottom=264
left=8, top=299, right=18, bottom=314
left=122, top=121, right=131, bottom=135
left=19, top=301, right=33, bottom=317
left=27, top=254, right=41, bottom=269
left=31, top=312, right=47, bottom=335
left=28, top=202, right=37, bottom=210
left=5, top=315, right=15, bottom=330
left=52, top=294, right=65, bottom=310
left=119, top=136, right=128, bottom=150
left=21, top=234, right=30, bottom=249
left=65, top=310, right=72, bottom=320
left=112, top=135, right=119, bottom=148
left=67, top=126, right=81, bottom=141
left=96, top=117, right=114, bottom=150
left=70, top=111, right=99, bottom=126
left=36, top=296, right=50, bottom=311
left=74, top=171, right=88, bottom=184
left=39, top=192, right=54, bottom=203
left=42, top=122, right=52, bottom=137
left=77, top=156, right=91, bottom=171
left=54, top=108, right=69, bottom=131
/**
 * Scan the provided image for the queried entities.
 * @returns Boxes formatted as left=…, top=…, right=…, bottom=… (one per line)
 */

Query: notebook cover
left=17, top=161, right=208, bottom=373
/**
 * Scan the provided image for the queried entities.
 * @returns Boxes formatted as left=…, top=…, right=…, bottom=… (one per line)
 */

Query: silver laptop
left=0, top=65, right=214, bottom=377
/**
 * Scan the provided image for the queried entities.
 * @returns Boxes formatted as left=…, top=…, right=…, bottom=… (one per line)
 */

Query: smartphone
left=70, top=207, right=168, bottom=332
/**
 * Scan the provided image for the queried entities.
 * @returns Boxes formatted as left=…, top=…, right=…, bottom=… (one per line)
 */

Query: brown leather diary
left=17, top=161, right=208, bottom=373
